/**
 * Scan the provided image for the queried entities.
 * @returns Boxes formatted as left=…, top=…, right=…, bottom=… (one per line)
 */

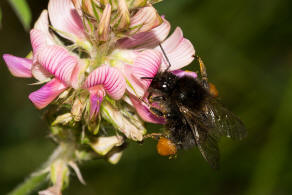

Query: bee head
left=149, top=71, right=177, bottom=93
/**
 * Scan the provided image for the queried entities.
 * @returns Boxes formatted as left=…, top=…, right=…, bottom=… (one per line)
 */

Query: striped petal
left=29, top=79, right=67, bottom=109
left=124, top=50, right=161, bottom=97
left=85, top=66, right=126, bottom=100
left=158, top=27, right=195, bottom=71
left=118, top=18, right=170, bottom=49
left=130, top=95, right=165, bottom=124
left=48, top=0, right=86, bottom=41
left=37, top=45, right=78, bottom=85
left=30, top=29, right=48, bottom=53
left=2, top=54, right=32, bottom=78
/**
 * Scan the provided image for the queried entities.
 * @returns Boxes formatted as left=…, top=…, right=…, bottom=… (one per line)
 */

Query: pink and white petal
left=30, top=29, right=48, bottom=53
left=160, top=27, right=183, bottom=53
left=37, top=45, right=78, bottom=85
left=48, top=0, right=86, bottom=41
left=158, top=27, right=195, bottom=71
left=70, top=60, right=86, bottom=89
left=88, top=86, right=106, bottom=120
left=124, top=50, right=161, bottom=96
left=31, top=63, right=52, bottom=82
left=172, top=69, right=197, bottom=79
left=129, top=6, right=162, bottom=34
left=130, top=95, right=165, bottom=124
left=33, top=10, right=55, bottom=45
left=2, top=54, right=32, bottom=78
left=34, top=10, right=49, bottom=32
left=164, top=39, right=195, bottom=70
left=118, top=18, right=170, bottom=49
left=123, top=64, right=146, bottom=97
left=29, top=79, right=67, bottom=109
left=85, top=66, right=126, bottom=100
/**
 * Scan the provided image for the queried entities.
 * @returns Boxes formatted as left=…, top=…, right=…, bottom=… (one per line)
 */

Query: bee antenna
left=159, top=43, right=172, bottom=71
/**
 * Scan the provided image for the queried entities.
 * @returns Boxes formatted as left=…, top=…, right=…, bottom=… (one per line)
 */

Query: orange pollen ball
left=157, top=137, right=177, bottom=156
left=209, top=82, right=219, bottom=97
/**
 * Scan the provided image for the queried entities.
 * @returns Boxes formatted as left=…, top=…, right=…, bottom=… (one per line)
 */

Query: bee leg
left=147, top=91, right=153, bottom=101
left=144, top=133, right=163, bottom=139
left=150, top=107, right=164, bottom=117
left=195, top=55, right=209, bottom=90
left=149, top=96, right=166, bottom=103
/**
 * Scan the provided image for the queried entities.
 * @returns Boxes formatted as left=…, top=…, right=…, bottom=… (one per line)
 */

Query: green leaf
left=8, top=0, right=32, bottom=31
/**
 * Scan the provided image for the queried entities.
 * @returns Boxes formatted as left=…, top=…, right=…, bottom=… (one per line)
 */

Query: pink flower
left=84, top=66, right=126, bottom=119
left=3, top=0, right=199, bottom=192
left=2, top=0, right=195, bottom=137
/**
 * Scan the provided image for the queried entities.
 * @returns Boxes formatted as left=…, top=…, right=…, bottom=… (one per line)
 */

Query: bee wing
left=179, top=105, right=220, bottom=169
left=204, top=97, right=247, bottom=140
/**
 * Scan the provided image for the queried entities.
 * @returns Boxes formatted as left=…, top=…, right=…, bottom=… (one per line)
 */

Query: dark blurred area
left=1, top=0, right=292, bottom=194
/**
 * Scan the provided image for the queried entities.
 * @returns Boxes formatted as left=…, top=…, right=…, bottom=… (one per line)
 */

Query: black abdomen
left=165, top=76, right=209, bottom=148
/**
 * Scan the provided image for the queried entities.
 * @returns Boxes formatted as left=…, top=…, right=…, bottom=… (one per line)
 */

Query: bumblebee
left=144, top=45, right=247, bottom=168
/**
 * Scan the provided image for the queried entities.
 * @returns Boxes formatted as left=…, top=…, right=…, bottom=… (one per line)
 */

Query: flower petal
left=29, top=79, right=67, bottom=109
left=172, top=69, right=197, bottom=79
left=33, top=10, right=55, bottom=46
left=31, top=63, right=51, bottom=82
left=124, top=50, right=161, bottom=97
left=34, top=10, right=49, bottom=32
left=2, top=54, right=32, bottom=78
left=37, top=45, right=78, bottom=85
left=85, top=66, right=126, bottom=100
left=129, top=6, right=162, bottom=34
left=158, top=27, right=195, bottom=71
left=48, top=0, right=86, bottom=41
left=89, top=86, right=106, bottom=120
left=30, top=29, right=48, bottom=53
left=130, top=95, right=165, bottom=124
left=118, top=17, right=170, bottom=49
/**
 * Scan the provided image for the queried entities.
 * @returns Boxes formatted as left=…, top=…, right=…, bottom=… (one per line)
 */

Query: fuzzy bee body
left=147, top=70, right=246, bottom=168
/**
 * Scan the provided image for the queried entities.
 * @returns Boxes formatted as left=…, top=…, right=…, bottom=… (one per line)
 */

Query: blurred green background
left=1, top=0, right=292, bottom=194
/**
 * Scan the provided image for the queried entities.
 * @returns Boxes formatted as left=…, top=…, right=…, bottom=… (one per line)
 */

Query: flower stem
left=8, top=171, right=49, bottom=195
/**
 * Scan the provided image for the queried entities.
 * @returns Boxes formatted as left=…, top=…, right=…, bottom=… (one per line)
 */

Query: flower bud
left=115, top=0, right=130, bottom=30
left=71, top=97, right=86, bottom=122
left=52, top=113, right=73, bottom=126
left=90, top=135, right=124, bottom=155
left=97, top=3, right=111, bottom=41
left=81, top=0, right=102, bottom=19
